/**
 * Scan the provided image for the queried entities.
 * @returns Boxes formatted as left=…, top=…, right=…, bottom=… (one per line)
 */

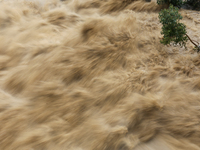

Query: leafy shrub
left=157, top=0, right=183, bottom=8
left=184, top=0, right=200, bottom=10
left=159, top=5, right=188, bottom=47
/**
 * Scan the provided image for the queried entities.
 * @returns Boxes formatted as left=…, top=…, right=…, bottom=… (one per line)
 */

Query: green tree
left=184, top=0, right=200, bottom=10
left=159, top=5, right=200, bottom=51
left=157, top=0, right=183, bottom=8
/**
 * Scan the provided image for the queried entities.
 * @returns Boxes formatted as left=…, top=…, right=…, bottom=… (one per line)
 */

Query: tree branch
left=186, top=34, right=199, bottom=47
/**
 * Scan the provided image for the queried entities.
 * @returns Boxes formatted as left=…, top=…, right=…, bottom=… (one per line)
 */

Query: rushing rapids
left=0, top=0, right=200, bottom=149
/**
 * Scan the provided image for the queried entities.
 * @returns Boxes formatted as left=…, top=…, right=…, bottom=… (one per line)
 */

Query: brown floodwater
left=0, top=0, right=200, bottom=149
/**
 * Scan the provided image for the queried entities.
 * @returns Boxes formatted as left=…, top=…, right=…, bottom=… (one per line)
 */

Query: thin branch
left=192, top=40, right=199, bottom=46
left=186, top=34, right=199, bottom=47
